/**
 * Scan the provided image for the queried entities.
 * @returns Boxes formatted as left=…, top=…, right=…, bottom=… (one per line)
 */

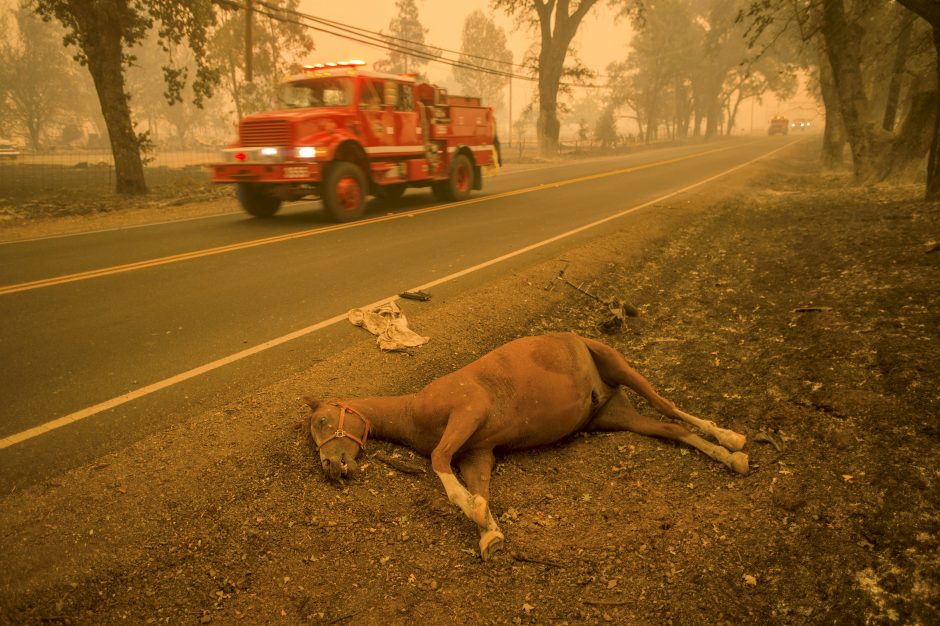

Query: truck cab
left=211, top=61, right=495, bottom=222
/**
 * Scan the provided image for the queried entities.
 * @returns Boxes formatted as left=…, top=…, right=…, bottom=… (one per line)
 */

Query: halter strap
left=316, top=401, right=371, bottom=451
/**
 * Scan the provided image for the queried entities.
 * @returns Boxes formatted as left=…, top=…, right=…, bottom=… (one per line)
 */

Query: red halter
left=316, top=402, right=371, bottom=451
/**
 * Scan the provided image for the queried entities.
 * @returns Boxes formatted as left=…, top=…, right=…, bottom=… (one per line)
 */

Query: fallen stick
left=371, top=450, right=426, bottom=474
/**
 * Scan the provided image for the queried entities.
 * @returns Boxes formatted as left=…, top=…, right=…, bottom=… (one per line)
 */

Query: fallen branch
left=545, top=263, right=639, bottom=326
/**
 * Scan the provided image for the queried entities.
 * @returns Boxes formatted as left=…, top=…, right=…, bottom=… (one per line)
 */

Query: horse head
left=303, top=397, right=371, bottom=481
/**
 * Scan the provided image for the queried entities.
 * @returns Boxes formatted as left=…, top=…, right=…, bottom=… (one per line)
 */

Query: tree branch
left=896, top=0, right=940, bottom=27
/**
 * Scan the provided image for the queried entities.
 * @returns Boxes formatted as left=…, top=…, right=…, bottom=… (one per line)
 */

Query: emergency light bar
left=303, top=60, right=366, bottom=70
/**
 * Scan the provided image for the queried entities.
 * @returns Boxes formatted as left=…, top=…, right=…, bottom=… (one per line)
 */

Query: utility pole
left=508, top=76, right=512, bottom=146
left=245, top=0, right=253, bottom=83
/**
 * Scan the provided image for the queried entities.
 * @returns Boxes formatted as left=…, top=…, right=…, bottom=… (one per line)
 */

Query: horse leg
left=583, top=336, right=747, bottom=451
left=458, top=449, right=504, bottom=560
left=588, top=390, right=749, bottom=475
left=430, top=409, right=494, bottom=536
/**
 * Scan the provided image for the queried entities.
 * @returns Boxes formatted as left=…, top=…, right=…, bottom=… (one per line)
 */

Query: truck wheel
left=323, top=161, right=367, bottom=222
left=433, top=153, right=473, bottom=202
left=236, top=183, right=281, bottom=218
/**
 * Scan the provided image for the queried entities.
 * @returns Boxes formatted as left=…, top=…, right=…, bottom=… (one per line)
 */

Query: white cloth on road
left=348, top=301, right=429, bottom=351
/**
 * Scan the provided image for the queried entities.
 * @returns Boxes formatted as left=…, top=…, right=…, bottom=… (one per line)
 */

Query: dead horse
left=304, top=332, right=748, bottom=560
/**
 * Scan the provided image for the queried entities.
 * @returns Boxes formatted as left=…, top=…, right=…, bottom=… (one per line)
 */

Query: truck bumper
left=211, top=162, right=322, bottom=184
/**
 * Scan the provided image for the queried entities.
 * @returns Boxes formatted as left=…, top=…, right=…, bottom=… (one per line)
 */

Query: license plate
left=283, top=166, right=310, bottom=179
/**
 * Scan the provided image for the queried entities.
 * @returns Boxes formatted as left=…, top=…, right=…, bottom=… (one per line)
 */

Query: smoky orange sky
left=303, top=0, right=633, bottom=133
left=300, top=0, right=817, bottom=136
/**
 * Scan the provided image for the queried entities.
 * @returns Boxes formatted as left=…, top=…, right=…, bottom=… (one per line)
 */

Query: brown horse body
left=305, top=332, right=748, bottom=559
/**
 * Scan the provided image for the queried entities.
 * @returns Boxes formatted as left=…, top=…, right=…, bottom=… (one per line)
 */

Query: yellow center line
left=0, top=139, right=801, bottom=450
left=0, top=144, right=737, bottom=296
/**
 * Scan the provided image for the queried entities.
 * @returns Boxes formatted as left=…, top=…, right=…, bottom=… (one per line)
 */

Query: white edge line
left=0, top=140, right=794, bottom=450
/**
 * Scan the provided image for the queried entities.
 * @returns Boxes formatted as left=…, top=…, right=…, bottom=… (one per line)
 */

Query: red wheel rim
left=455, top=163, right=470, bottom=193
left=336, top=176, right=361, bottom=211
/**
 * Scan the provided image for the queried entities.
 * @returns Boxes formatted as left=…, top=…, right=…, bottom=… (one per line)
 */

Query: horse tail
left=576, top=334, right=673, bottom=416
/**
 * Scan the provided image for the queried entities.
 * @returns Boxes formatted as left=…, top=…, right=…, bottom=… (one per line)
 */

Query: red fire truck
left=211, top=60, right=497, bottom=222
left=768, top=115, right=789, bottom=136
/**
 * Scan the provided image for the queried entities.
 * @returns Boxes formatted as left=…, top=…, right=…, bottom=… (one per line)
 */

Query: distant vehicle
left=0, top=143, right=19, bottom=160
left=791, top=119, right=811, bottom=131
left=211, top=59, right=497, bottom=222
left=768, top=116, right=789, bottom=136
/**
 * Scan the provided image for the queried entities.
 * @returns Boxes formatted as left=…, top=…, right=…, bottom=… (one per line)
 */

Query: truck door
left=392, top=82, right=422, bottom=148
left=359, top=78, right=395, bottom=148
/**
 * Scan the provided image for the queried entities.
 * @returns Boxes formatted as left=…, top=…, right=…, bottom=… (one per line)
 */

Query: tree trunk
left=820, top=0, right=891, bottom=183
left=644, top=89, right=659, bottom=144
left=705, top=101, right=721, bottom=138
left=675, top=78, right=690, bottom=138
left=894, top=0, right=940, bottom=198
left=885, top=89, right=938, bottom=180
left=818, top=46, right=846, bottom=169
left=73, top=1, right=147, bottom=194
left=537, top=50, right=564, bottom=155
left=532, top=0, right=599, bottom=157
left=927, top=27, right=940, bottom=199
left=883, top=13, right=916, bottom=132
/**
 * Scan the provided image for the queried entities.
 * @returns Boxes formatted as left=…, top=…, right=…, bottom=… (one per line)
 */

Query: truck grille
left=239, top=119, right=291, bottom=146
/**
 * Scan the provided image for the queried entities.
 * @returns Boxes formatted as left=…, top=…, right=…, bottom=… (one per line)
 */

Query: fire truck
left=768, top=115, right=789, bottom=136
left=211, top=60, right=497, bottom=222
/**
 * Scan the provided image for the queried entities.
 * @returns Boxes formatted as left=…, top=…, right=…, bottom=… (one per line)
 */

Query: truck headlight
left=294, top=146, right=317, bottom=159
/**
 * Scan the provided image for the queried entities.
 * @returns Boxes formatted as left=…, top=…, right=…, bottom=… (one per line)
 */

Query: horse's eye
left=318, top=417, right=328, bottom=427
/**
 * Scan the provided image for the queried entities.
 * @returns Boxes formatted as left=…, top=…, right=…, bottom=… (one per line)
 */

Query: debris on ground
left=545, top=262, right=638, bottom=330
left=348, top=301, right=429, bottom=351
left=399, top=290, right=432, bottom=302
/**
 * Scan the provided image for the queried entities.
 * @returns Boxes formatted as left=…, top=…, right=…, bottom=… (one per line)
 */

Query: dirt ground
left=1, top=141, right=938, bottom=625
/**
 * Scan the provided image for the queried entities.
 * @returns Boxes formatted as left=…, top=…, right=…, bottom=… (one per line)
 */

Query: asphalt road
left=0, top=137, right=798, bottom=490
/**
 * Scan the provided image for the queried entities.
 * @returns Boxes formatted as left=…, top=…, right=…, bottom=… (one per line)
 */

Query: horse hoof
left=730, top=452, right=749, bottom=475
left=479, top=530, right=505, bottom=561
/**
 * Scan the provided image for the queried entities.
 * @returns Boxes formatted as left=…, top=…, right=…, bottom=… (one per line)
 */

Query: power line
left=247, top=1, right=608, bottom=89
left=289, top=6, right=527, bottom=70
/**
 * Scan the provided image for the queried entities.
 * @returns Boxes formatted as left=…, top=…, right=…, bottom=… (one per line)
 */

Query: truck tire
left=432, top=153, right=473, bottom=202
left=323, top=161, right=367, bottom=222
left=236, top=183, right=281, bottom=218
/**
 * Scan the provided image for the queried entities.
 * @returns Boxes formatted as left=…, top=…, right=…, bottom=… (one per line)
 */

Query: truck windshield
left=278, top=77, right=352, bottom=108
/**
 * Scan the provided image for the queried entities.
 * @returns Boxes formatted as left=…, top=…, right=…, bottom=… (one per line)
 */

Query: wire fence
left=0, top=147, right=221, bottom=201
left=0, top=133, right=655, bottom=205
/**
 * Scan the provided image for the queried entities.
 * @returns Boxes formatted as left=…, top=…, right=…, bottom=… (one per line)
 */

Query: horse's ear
left=302, top=396, right=320, bottom=410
